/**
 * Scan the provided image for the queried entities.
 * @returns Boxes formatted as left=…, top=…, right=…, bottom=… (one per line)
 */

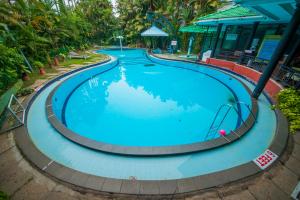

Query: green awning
left=197, top=6, right=257, bottom=20
left=196, top=6, right=270, bottom=25
left=179, top=25, right=217, bottom=33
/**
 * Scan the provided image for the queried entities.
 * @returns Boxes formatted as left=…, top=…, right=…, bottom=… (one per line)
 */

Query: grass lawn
left=59, top=52, right=108, bottom=67
left=22, top=52, right=108, bottom=89
left=22, top=67, right=58, bottom=88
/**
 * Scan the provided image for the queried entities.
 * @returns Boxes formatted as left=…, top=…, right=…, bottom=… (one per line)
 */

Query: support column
left=284, top=34, right=300, bottom=66
left=219, top=26, right=228, bottom=50
left=252, top=4, right=300, bottom=99
left=211, top=23, right=223, bottom=58
left=199, top=26, right=210, bottom=57
left=246, top=22, right=259, bottom=50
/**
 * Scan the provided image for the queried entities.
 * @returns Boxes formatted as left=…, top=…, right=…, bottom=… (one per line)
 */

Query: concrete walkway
left=0, top=129, right=299, bottom=199
left=0, top=61, right=299, bottom=199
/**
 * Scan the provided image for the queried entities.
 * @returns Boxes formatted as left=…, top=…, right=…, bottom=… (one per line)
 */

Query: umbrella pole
left=152, top=37, right=154, bottom=50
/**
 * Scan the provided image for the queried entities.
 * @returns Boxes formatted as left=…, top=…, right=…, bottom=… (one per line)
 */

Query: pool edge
left=45, top=50, right=258, bottom=156
left=14, top=49, right=289, bottom=196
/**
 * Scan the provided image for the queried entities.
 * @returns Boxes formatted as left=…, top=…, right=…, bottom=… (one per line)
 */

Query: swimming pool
left=18, top=48, right=287, bottom=195
left=47, top=49, right=255, bottom=155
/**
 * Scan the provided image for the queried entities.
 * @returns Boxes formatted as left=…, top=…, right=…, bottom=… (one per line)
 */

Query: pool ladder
left=205, top=102, right=256, bottom=141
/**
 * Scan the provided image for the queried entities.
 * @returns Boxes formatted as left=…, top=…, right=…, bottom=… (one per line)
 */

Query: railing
left=0, top=94, right=25, bottom=133
left=205, top=101, right=256, bottom=141
left=273, top=64, right=300, bottom=89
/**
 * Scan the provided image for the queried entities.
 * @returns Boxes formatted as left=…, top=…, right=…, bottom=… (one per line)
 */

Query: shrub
left=16, top=88, right=34, bottom=97
left=0, top=44, right=24, bottom=92
left=33, top=61, right=44, bottom=69
left=276, top=88, right=300, bottom=133
left=0, top=191, right=8, bottom=200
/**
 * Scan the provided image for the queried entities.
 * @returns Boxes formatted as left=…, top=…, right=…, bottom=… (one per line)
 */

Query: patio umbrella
left=141, top=25, right=169, bottom=49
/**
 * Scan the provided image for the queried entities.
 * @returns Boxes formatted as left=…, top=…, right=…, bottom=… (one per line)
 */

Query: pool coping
left=14, top=50, right=289, bottom=196
left=45, top=51, right=258, bottom=156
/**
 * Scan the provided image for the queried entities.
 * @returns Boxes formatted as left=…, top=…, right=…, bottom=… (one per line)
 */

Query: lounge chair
left=68, top=51, right=90, bottom=59
left=152, top=48, right=162, bottom=54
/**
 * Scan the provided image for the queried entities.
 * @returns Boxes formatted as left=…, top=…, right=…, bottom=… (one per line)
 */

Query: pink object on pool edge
left=219, top=130, right=226, bottom=136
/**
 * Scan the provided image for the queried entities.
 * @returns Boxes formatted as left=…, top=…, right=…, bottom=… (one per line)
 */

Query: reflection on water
left=106, top=65, right=202, bottom=119
left=64, top=49, right=238, bottom=146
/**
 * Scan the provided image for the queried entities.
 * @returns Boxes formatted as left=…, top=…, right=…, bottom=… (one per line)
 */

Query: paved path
left=0, top=130, right=299, bottom=199
left=0, top=60, right=299, bottom=199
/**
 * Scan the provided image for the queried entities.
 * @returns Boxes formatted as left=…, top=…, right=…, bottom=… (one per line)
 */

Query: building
left=181, top=0, right=300, bottom=96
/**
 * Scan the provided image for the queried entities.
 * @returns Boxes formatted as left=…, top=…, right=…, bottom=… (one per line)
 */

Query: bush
left=276, top=88, right=300, bottom=133
left=16, top=88, right=34, bottom=97
left=0, top=191, right=8, bottom=200
left=33, top=61, right=44, bottom=69
left=0, top=44, right=24, bottom=92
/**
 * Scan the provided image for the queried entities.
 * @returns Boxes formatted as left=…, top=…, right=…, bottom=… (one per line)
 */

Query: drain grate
left=129, top=176, right=137, bottom=180
left=144, top=64, right=155, bottom=67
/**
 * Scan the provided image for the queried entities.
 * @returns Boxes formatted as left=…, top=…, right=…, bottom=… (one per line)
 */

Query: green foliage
left=117, top=0, right=220, bottom=48
left=75, top=0, right=116, bottom=45
left=0, top=44, right=24, bottom=92
left=0, top=191, right=8, bottom=200
left=0, top=0, right=113, bottom=62
left=0, top=0, right=221, bottom=59
left=33, top=61, right=44, bottom=69
left=0, top=0, right=223, bottom=95
left=16, top=87, right=34, bottom=97
left=276, top=88, right=300, bottom=133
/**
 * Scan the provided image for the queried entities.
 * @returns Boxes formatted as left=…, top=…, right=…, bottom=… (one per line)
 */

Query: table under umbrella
left=141, top=25, right=169, bottom=49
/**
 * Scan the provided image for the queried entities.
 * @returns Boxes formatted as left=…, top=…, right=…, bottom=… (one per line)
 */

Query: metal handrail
left=205, top=101, right=256, bottom=141
left=7, top=94, right=25, bottom=124
left=205, top=104, right=233, bottom=140
left=234, top=101, right=256, bottom=123
left=0, top=94, right=25, bottom=133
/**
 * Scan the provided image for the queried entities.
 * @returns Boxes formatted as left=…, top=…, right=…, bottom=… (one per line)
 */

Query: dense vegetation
left=0, top=44, right=26, bottom=94
left=0, top=0, right=115, bottom=92
left=0, top=191, right=8, bottom=200
left=117, top=0, right=221, bottom=49
left=0, top=0, right=221, bottom=93
left=276, top=88, right=300, bottom=133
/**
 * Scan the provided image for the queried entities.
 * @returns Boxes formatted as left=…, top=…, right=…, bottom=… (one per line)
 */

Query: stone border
left=45, top=51, right=258, bottom=156
left=14, top=50, right=289, bottom=196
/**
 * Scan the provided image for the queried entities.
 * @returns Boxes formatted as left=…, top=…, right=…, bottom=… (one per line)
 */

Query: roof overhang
left=195, top=5, right=273, bottom=26
left=179, top=25, right=217, bottom=33
left=196, top=15, right=269, bottom=25
left=234, top=0, right=298, bottom=23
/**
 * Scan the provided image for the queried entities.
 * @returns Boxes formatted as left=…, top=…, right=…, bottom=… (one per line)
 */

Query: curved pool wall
left=50, top=49, right=252, bottom=149
left=25, top=49, right=277, bottom=180
left=146, top=51, right=252, bottom=121
left=51, top=58, right=119, bottom=121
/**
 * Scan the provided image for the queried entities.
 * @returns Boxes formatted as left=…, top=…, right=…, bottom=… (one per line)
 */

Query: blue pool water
left=51, top=49, right=251, bottom=146
left=26, top=49, right=276, bottom=180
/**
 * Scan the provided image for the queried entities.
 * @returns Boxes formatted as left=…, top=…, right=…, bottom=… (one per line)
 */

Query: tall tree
left=116, top=0, right=221, bottom=46
left=75, top=0, right=116, bottom=44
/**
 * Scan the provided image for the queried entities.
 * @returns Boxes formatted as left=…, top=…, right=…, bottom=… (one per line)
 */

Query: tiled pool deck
left=0, top=54, right=299, bottom=199
left=0, top=130, right=299, bottom=199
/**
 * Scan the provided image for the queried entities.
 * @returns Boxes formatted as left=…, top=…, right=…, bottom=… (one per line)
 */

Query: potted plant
left=34, top=61, right=46, bottom=75
left=46, top=54, right=53, bottom=68
left=20, top=64, right=31, bottom=81
left=53, top=56, right=59, bottom=66
left=59, top=53, right=66, bottom=62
